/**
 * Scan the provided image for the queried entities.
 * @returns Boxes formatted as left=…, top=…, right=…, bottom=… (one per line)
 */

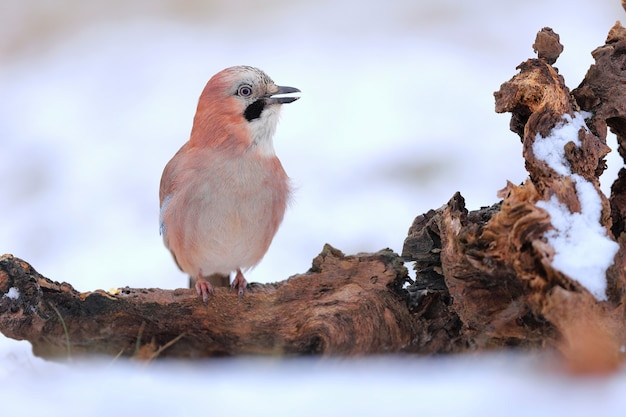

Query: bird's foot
left=195, top=277, right=214, bottom=303
left=231, top=269, right=247, bottom=299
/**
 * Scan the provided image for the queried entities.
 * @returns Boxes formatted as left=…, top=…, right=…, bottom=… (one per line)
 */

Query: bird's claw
left=195, top=280, right=214, bottom=303
left=231, top=274, right=247, bottom=300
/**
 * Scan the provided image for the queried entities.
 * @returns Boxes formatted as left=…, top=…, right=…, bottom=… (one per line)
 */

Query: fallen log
left=0, top=247, right=432, bottom=359
left=2, top=24, right=626, bottom=367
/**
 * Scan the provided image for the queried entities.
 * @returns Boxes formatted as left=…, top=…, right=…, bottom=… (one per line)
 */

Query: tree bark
left=0, top=246, right=463, bottom=359
left=2, top=25, right=626, bottom=367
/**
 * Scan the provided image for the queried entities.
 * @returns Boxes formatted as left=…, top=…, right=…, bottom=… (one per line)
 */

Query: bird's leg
left=192, top=272, right=231, bottom=302
left=231, top=268, right=248, bottom=298
left=195, top=273, right=214, bottom=303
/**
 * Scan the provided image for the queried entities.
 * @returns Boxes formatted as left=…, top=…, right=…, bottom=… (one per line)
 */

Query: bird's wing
left=159, top=144, right=185, bottom=241
left=159, top=156, right=184, bottom=271
left=159, top=155, right=177, bottom=205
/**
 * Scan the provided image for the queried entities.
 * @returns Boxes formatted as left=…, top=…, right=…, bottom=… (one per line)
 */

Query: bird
left=159, top=66, right=300, bottom=302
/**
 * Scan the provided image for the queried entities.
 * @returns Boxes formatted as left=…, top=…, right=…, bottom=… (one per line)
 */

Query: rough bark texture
left=0, top=247, right=423, bottom=359
left=0, top=245, right=468, bottom=359
left=571, top=21, right=626, bottom=306
left=2, top=26, right=626, bottom=366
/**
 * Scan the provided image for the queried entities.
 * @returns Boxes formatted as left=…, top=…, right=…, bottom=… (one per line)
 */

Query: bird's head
left=191, top=66, right=300, bottom=155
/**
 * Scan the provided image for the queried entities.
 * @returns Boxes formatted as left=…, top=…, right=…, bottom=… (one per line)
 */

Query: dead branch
left=0, top=246, right=464, bottom=359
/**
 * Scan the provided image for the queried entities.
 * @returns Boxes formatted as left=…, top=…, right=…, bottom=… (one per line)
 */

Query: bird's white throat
left=248, top=104, right=281, bottom=157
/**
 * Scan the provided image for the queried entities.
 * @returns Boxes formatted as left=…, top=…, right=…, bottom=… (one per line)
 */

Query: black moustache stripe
left=244, top=99, right=265, bottom=121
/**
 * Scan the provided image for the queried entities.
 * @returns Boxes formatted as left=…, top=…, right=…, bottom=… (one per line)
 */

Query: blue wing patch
left=159, top=195, right=172, bottom=236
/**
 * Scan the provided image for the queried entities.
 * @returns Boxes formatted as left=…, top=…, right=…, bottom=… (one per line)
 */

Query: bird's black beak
left=266, top=86, right=301, bottom=105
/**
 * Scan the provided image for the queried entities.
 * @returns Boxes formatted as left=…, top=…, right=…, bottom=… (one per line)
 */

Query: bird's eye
left=238, top=85, right=253, bottom=97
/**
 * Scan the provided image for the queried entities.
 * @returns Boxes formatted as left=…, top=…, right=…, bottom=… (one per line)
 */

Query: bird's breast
left=164, top=152, right=289, bottom=274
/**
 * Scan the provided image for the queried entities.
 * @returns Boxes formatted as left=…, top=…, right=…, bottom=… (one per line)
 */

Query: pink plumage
left=159, top=66, right=300, bottom=301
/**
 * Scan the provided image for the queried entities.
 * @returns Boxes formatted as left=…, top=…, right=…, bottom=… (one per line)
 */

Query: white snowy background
left=1, top=0, right=626, bottom=415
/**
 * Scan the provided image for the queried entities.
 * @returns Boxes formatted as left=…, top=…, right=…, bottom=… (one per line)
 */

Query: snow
left=0, top=351, right=625, bottom=416
left=533, top=113, right=619, bottom=301
left=537, top=190, right=618, bottom=300
left=532, top=112, right=589, bottom=176
left=3, top=287, right=20, bottom=300
left=1, top=0, right=626, bottom=414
